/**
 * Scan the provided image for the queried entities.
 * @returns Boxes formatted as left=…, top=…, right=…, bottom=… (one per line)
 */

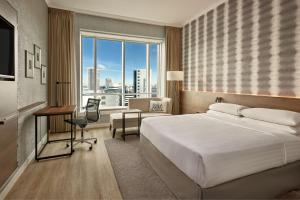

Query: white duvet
left=140, top=113, right=300, bottom=188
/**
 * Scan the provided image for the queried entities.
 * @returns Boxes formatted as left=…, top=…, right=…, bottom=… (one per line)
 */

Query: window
left=125, top=42, right=147, bottom=102
left=150, top=44, right=158, bottom=97
left=81, top=37, right=95, bottom=107
left=96, top=40, right=122, bottom=106
left=81, top=32, right=163, bottom=108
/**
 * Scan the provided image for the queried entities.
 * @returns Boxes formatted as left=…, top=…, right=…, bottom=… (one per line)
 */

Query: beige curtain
left=48, top=8, right=76, bottom=132
left=166, top=26, right=182, bottom=115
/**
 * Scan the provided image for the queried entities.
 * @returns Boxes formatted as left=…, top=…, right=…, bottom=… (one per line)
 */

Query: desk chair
left=65, top=98, right=100, bottom=150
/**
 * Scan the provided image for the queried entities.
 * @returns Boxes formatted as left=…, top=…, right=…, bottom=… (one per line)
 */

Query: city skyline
left=83, top=67, right=156, bottom=88
left=83, top=68, right=157, bottom=107
left=81, top=37, right=159, bottom=107
left=82, top=37, right=158, bottom=88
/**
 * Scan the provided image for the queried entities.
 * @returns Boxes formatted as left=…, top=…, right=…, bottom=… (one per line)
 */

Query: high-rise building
left=133, top=69, right=151, bottom=97
left=87, top=68, right=94, bottom=90
left=124, top=94, right=136, bottom=106
left=105, top=78, right=112, bottom=89
left=151, top=84, right=157, bottom=97
left=100, top=87, right=122, bottom=106
left=87, top=67, right=101, bottom=91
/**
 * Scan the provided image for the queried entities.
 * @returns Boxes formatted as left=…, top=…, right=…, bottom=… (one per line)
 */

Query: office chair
left=65, top=98, right=101, bottom=150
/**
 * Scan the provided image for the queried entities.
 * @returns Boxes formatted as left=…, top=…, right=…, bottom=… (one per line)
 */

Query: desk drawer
left=0, top=114, right=18, bottom=189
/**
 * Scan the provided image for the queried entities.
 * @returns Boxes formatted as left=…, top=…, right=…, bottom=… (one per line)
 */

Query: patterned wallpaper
left=183, top=0, right=300, bottom=97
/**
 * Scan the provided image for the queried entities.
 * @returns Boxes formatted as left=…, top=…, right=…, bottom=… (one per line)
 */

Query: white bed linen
left=206, top=111, right=300, bottom=163
left=141, top=113, right=300, bottom=188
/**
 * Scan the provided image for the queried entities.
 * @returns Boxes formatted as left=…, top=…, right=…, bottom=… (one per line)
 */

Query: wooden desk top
left=33, top=105, right=76, bottom=116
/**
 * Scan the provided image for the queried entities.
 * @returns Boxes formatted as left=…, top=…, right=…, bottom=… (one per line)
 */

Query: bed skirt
left=140, top=135, right=300, bottom=199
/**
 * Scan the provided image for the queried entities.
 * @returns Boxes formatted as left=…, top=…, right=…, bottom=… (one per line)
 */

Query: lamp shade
left=167, top=71, right=184, bottom=81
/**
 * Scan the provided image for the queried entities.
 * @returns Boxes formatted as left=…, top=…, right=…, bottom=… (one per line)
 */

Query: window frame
left=79, top=31, right=165, bottom=110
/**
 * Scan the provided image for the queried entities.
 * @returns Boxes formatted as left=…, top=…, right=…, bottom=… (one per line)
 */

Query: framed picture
left=41, top=65, right=47, bottom=85
left=34, top=44, right=41, bottom=69
left=25, top=50, right=34, bottom=78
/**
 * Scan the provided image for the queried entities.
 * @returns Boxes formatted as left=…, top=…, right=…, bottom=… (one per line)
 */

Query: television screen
left=0, top=15, right=14, bottom=79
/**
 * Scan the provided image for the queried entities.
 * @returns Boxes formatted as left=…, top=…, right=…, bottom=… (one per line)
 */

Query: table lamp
left=167, top=71, right=184, bottom=82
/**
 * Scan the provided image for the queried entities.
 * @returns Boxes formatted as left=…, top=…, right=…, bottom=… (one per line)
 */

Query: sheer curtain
left=166, top=26, right=182, bottom=114
left=48, top=8, right=76, bottom=132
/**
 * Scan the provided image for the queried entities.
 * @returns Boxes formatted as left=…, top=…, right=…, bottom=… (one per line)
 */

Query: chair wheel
left=94, top=139, right=97, bottom=144
left=89, top=146, right=92, bottom=150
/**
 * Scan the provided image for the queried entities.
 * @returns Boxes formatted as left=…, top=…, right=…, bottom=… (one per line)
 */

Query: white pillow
left=206, top=110, right=242, bottom=119
left=241, top=108, right=300, bottom=126
left=241, top=117, right=300, bottom=135
left=209, top=103, right=248, bottom=116
left=149, top=100, right=167, bottom=113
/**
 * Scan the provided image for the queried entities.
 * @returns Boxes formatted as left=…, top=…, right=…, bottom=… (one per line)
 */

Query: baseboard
left=0, top=134, right=47, bottom=200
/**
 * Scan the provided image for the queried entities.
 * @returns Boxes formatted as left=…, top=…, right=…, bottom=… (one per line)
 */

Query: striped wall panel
left=206, top=11, right=214, bottom=91
left=257, top=0, right=272, bottom=95
left=190, top=20, right=197, bottom=90
left=216, top=4, right=225, bottom=92
left=278, top=0, right=297, bottom=96
left=183, top=24, right=189, bottom=90
left=182, top=0, right=300, bottom=97
left=241, top=0, right=253, bottom=94
left=227, top=0, right=237, bottom=93
left=197, top=16, right=205, bottom=91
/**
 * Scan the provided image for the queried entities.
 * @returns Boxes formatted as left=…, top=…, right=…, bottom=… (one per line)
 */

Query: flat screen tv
left=0, top=15, right=15, bottom=80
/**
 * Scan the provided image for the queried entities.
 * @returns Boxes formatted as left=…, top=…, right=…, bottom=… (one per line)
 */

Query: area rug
left=104, top=136, right=176, bottom=200
left=105, top=137, right=300, bottom=200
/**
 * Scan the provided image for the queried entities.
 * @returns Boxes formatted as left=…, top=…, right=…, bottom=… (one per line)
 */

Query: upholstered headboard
left=181, top=91, right=300, bottom=114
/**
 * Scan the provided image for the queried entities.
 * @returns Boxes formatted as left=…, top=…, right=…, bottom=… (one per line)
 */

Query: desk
left=33, top=105, right=76, bottom=161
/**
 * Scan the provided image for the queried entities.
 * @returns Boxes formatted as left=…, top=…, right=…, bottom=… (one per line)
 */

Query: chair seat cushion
left=65, top=118, right=88, bottom=128
left=110, top=112, right=171, bottom=129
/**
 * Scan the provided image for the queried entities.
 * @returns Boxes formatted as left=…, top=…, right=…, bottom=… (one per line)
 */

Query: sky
left=82, top=37, right=158, bottom=87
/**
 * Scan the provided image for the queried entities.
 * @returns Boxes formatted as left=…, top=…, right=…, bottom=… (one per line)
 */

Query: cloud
left=97, top=64, right=106, bottom=70
left=97, top=63, right=121, bottom=72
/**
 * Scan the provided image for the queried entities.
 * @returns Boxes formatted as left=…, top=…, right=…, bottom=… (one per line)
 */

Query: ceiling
left=46, top=0, right=222, bottom=27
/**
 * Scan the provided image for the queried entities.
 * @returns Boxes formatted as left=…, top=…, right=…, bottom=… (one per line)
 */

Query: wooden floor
left=6, top=127, right=300, bottom=200
left=5, top=128, right=123, bottom=200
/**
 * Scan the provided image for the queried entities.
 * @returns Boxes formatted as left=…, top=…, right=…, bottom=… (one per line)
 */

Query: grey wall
left=75, top=13, right=165, bottom=39
left=3, top=0, right=48, bottom=165
left=74, top=13, right=166, bottom=110
left=183, top=0, right=300, bottom=97
left=7, top=0, right=48, bottom=108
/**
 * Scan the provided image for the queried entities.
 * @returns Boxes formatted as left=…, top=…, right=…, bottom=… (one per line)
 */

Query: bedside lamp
left=167, top=71, right=183, bottom=114
left=167, top=71, right=184, bottom=82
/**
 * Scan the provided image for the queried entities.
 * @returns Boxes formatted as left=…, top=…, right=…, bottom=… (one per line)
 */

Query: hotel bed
left=140, top=109, right=300, bottom=199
